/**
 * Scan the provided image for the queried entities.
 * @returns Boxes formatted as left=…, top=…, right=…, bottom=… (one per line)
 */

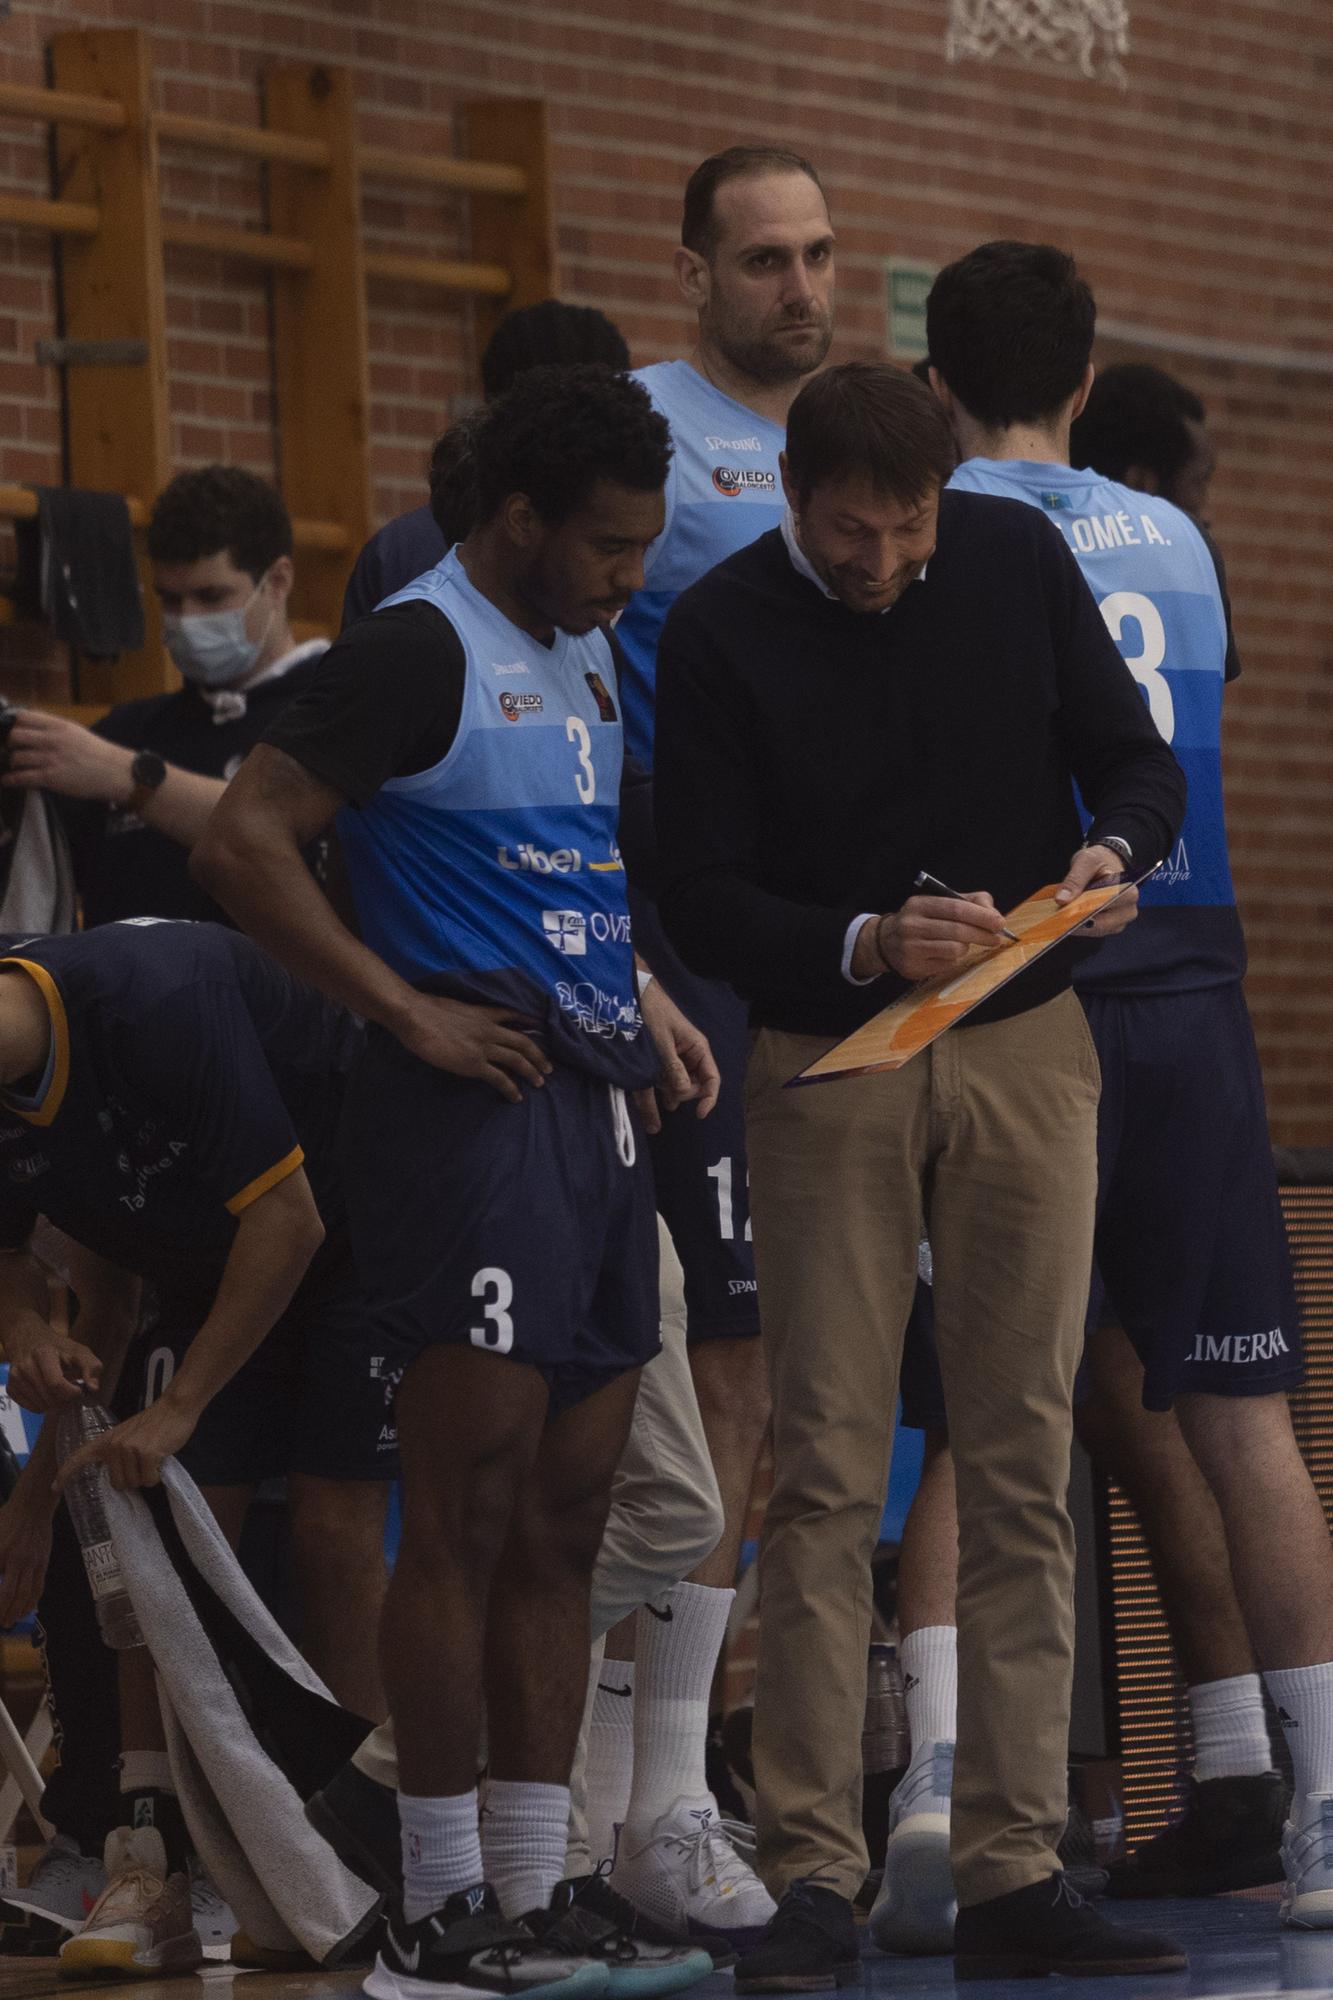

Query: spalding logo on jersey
left=711, top=466, right=778, bottom=498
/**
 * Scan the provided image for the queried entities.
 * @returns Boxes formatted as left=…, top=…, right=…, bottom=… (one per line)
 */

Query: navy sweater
left=653, top=493, right=1186, bottom=1038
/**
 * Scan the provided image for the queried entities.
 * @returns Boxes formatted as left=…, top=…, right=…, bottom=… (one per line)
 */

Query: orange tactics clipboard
left=791, top=874, right=1147, bottom=1086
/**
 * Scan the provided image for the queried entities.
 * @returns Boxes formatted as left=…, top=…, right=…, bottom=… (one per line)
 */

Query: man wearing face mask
left=2, top=466, right=328, bottom=929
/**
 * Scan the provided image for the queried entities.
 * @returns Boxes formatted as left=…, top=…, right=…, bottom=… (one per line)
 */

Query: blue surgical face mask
left=163, top=578, right=274, bottom=688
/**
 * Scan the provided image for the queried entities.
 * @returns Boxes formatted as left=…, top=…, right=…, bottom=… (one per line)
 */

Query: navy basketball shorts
left=898, top=1279, right=948, bottom=1432
left=339, top=1026, right=660, bottom=1414
left=116, top=1242, right=399, bottom=1485
left=1082, top=983, right=1301, bottom=1411
left=898, top=986, right=1298, bottom=1427
left=630, top=888, right=761, bottom=1343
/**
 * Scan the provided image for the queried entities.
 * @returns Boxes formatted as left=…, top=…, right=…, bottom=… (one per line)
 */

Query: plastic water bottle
left=861, top=1643, right=910, bottom=1859
left=54, top=1404, right=144, bottom=1650
left=863, top=1643, right=909, bottom=1773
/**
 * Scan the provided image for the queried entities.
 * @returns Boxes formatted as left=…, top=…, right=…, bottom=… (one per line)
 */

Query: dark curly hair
left=926, top=241, right=1095, bottom=429
left=468, top=364, right=671, bottom=531
left=427, top=412, right=486, bottom=546
left=480, top=300, right=630, bottom=402
left=1071, top=362, right=1205, bottom=489
left=146, top=465, right=293, bottom=579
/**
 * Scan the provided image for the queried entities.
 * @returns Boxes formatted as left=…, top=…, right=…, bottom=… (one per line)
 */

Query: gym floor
left=0, top=1889, right=1325, bottom=2000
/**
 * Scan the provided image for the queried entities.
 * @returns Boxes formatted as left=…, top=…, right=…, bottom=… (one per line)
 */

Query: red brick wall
left=2, top=0, right=1331, bottom=1140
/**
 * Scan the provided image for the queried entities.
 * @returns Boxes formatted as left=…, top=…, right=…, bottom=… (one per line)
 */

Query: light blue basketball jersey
left=949, top=457, right=1244, bottom=992
left=616, top=360, right=786, bottom=764
left=335, top=550, right=654, bottom=1087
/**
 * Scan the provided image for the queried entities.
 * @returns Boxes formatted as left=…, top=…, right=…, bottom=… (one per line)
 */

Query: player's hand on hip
left=5, top=1329, right=101, bottom=1413
left=876, top=891, right=1007, bottom=981
left=54, top=1399, right=197, bottom=1494
left=639, top=980, right=720, bottom=1123
left=398, top=994, right=552, bottom=1104
left=1057, top=844, right=1139, bottom=936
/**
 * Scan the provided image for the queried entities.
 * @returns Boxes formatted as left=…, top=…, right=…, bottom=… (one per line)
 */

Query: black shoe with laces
left=307, top=1759, right=402, bottom=1899
left=566, top=1868, right=736, bottom=1971
left=1106, top=1772, right=1287, bottom=1898
left=954, top=1872, right=1187, bottom=1979
left=364, top=1883, right=611, bottom=2000
left=525, top=1877, right=713, bottom=1997
left=733, top=1882, right=860, bottom=1993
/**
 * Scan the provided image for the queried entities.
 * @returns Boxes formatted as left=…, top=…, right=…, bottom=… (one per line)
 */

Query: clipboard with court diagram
left=790, top=873, right=1150, bottom=1086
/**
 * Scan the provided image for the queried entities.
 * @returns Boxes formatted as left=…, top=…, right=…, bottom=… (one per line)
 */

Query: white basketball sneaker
left=189, top=1857, right=237, bottom=1960
left=869, top=1741, right=957, bottom=1955
left=1, top=1833, right=105, bottom=1944
left=59, top=1826, right=202, bottom=1977
left=611, top=1797, right=776, bottom=1954
left=1281, top=1795, right=1333, bottom=1927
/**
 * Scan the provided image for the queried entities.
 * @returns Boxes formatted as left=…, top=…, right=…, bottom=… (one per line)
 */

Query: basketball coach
left=652, top=363, right=1188, bottom=1983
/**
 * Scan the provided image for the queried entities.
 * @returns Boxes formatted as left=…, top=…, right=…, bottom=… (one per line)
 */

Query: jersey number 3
left=470, top=1267, right=514, bottom=1353
left=567, top=716, right=596, bottom=803
left=1099, top=591, right=1174, bottom=744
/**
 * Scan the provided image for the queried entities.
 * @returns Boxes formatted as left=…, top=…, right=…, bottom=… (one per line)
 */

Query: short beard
left=713, top=312, right=833, bottom=388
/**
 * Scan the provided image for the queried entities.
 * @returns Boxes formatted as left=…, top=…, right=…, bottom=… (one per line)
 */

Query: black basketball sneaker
left=363, top=1884, right=611, bottom=2000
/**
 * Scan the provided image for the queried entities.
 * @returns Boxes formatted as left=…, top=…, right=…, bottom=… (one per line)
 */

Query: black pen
left=914, top=870, right=1020, bottom=944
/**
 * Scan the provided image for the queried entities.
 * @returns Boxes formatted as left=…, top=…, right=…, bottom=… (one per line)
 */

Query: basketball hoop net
left=946, top=0, right=1129, bottom=83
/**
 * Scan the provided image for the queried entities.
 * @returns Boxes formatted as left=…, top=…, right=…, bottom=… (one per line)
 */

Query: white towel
left=104, top=1460, right=380, bottom=1964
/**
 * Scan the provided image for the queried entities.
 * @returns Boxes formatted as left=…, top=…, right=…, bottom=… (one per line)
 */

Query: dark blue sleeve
left=341, top=532, right=388, bottom=632
left=0, top=1192, right=37, bottom=1254
left=341, top=508, right=449, bottom=631
left=126, top=983, right=304, bottom=1218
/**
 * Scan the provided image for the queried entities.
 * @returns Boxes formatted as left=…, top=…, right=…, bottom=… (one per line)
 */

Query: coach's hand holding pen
left=913, top=872, right=1021, bottom=942
left=851, top=876, right=1016, bottom=985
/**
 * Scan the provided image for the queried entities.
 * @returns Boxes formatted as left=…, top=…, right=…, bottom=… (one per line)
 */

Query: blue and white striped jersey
left=949, top=457, right=1244, bottom=993
left=616, top=360, right=786, bottom=765
left=336, top=551, right=655, bottom=1086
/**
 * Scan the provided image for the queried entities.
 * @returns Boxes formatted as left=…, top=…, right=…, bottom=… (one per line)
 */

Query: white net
left=946, top=0, right=1130, bottom=83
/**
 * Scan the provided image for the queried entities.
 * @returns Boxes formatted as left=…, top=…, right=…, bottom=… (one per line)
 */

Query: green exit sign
left=886, top=259, right=937, bottom=362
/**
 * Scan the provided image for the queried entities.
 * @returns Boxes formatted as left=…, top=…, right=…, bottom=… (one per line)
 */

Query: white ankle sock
left=625, top=1582, right=733, bottom=1826
left=118, top=1752, right=174, bottom=1795
left=901, top=1625, right=958, bottom=1762
left=1266, top=1661, right=1333, bottom=1816
left=398, top=1790, right=483, bottom=1924
left=481, top=1780, right=570, bottom=1919
left=1188, top=1674, right=1273, bottom=1782
left=585, top=1662, right=636, bottom=1868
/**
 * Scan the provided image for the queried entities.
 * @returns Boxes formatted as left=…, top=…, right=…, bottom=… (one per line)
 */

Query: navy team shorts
left=1083, top=982, right=1300, bottom=1410
left=898, top=1280, right=946, bottom=1431
left=116, top=1241, right=399, bottom=1485
left=339, top=1026, right=660, bottom=1414
left=630, top=888, right=761, bottom=1343
left=899, top=982, right=1301, bottom=1427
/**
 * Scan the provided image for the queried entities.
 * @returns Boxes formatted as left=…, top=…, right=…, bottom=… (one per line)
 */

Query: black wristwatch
left=126, top=749, right=167, bottom=816
left=1091, top=834, right=1133, bottom=869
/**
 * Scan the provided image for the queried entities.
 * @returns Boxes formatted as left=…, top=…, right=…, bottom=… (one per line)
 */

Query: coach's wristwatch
left=1090, top=834, right=1133, bottom=870
left=125, top=749, right=167, bottom=817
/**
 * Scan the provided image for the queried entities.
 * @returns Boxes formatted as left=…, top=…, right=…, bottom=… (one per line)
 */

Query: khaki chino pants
left=746, top=992, right=1100, bottom=1907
